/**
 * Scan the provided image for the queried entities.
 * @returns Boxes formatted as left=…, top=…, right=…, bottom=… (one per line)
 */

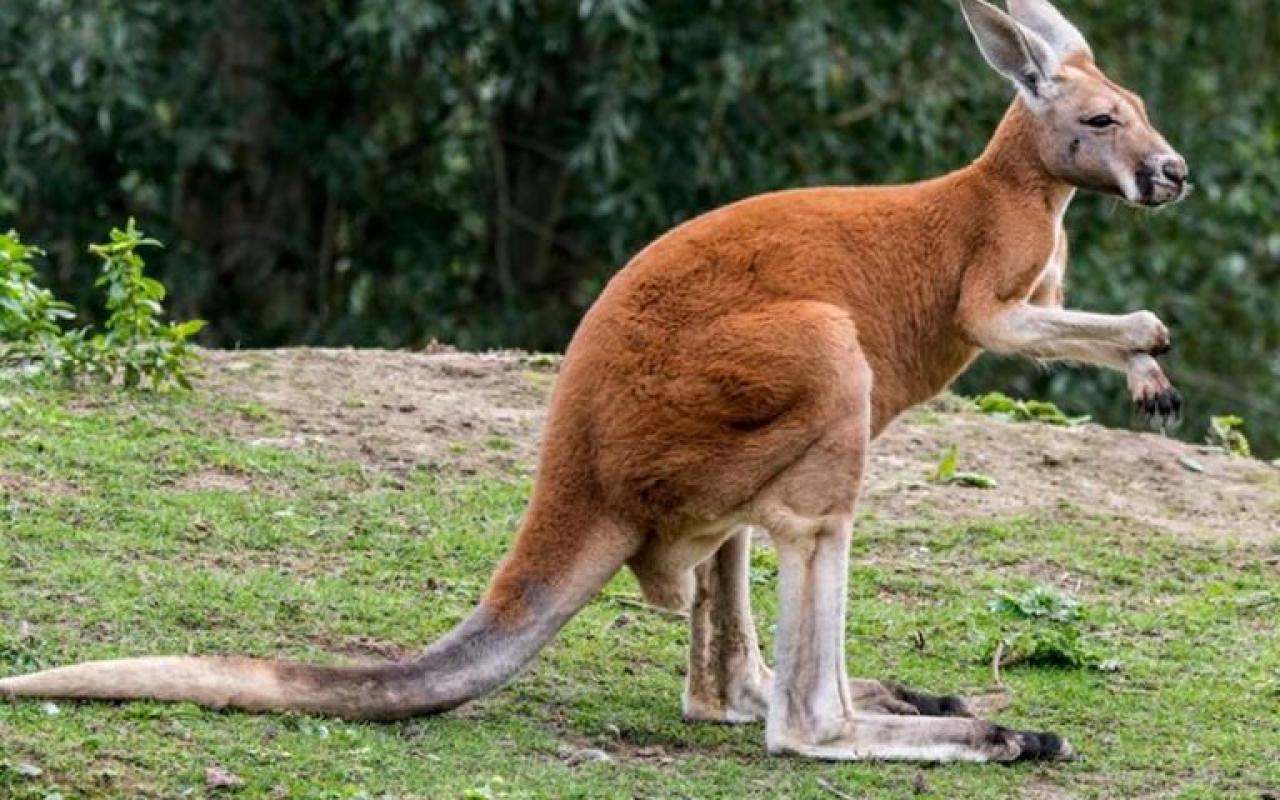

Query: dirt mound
left=199, top=348, right=1279, bottom=544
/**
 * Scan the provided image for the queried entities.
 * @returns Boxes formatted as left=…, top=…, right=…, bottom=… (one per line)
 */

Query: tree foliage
left=0, top=1, right=1275, bottom=451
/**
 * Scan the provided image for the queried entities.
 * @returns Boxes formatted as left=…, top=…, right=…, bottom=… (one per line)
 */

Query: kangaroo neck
left=860, top=99, right=1077, bottom=432
left=970, top=98, right=1076, bottom=222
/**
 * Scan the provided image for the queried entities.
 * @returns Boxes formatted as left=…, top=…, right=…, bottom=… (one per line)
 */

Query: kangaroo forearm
left=1006, top=337, right=1131, bottom=370
left=970, top=305, right=1145, bottom=355
left=965, top=302, right=1173, bottom=370
left=965, top=303, right=1180, bottom=414
left=1004, top=343, right=1174, bottom=398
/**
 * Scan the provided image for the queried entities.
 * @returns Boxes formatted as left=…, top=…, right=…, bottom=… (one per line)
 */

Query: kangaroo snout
left=1137, top=153, right=1191, bottom=206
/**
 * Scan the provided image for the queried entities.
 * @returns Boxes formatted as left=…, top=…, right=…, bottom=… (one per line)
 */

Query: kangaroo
left=1, top=0, right=1187, bottom=762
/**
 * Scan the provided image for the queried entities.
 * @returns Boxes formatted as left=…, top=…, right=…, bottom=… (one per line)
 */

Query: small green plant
left=987, top=585, right=1103, bottom=671
left=1207, top=414, right=1251, bottom=458
left=524, top=353, right=560, bottom=369
left=0, top=220, right=203, bottom=391
left=990, top=585, right=1081, bottom=622
left=974, top=391, right=1090, bottom=426
left=86, top=219, right=205, bottom=390
left=0, top=231, right=78, bottom=374
left=485, top=435, right=515, bottom=451
left=930, top=445, right=999, bottom=489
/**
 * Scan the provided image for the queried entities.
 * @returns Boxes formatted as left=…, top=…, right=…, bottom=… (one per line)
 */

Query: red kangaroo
left=2, top=0, right=1188, bottom=761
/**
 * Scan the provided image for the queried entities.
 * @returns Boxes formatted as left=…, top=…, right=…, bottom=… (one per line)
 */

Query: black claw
left=887, top=682, right=974, bottom=717
left=1014, top=730, right=1074, bottom=761
left=1134, top=387, right=1184, bottom=430
left=936, top=695, right=973, bottom=717
left=992, top=726, right=1074, bottom=762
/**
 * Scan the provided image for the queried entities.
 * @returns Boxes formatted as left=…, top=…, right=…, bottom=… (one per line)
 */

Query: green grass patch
left=0, top=382, right=1277, bottom=798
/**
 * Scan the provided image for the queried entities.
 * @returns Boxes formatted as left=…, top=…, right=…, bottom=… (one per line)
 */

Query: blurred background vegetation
left=0, top=0, right=1275, bottom=454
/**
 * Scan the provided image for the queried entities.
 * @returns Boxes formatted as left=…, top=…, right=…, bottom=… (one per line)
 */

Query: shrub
left=974, top=392, right=1090, bottom=427
left=0, top=231, right=78, bottom=375
left=986, top=585, right=1107, bottom=671
left=0, top=220, right=203, bottom=391
left=1207, top=414, right=1252, bottom=458
left=86, top=219, right=205, bottom=390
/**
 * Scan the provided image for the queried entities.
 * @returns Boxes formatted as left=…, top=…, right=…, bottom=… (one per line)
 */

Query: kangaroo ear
left=1008, top=0, right=1093, bottom=61
left=958, top=0, right=1061, bottom=104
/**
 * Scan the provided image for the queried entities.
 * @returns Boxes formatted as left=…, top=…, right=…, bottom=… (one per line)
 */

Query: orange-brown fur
left=511, top=100, right=1065, bottom=598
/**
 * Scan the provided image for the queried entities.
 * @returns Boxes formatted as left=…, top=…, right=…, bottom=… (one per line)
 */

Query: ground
left=1, top=348, right=1278, bottom=799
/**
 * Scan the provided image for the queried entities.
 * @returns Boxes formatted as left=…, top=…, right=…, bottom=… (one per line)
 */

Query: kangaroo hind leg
left=763, top=481, right=1069, bottom=760
left=758, top=378, right=1069, bottom=761
left=682, top=527, right=772, bottom=724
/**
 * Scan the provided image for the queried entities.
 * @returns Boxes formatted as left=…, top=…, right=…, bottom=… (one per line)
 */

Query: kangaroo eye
left=1083, top=114, right=1118, bottom=129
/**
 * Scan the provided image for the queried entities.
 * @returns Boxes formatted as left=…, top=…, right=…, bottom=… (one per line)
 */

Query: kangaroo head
left=960, top=0, right=1189, bottom=207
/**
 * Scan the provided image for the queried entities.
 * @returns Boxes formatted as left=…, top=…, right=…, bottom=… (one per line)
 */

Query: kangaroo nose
left=1159, top=155, right=1188, bottom=185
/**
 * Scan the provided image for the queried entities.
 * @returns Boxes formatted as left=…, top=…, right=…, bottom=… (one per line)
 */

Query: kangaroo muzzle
left=1136, top=152, right=1191, bottom=207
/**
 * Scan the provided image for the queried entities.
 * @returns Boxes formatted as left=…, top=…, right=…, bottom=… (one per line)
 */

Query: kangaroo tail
left=0, top=496, right=635, bottom=721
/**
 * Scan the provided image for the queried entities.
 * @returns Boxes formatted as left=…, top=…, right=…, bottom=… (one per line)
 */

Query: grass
left=0, top=379, right=1277, bottom=799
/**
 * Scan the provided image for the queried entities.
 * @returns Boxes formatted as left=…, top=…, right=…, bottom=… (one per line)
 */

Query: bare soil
left=199, top=348, right=1279, bottom=545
